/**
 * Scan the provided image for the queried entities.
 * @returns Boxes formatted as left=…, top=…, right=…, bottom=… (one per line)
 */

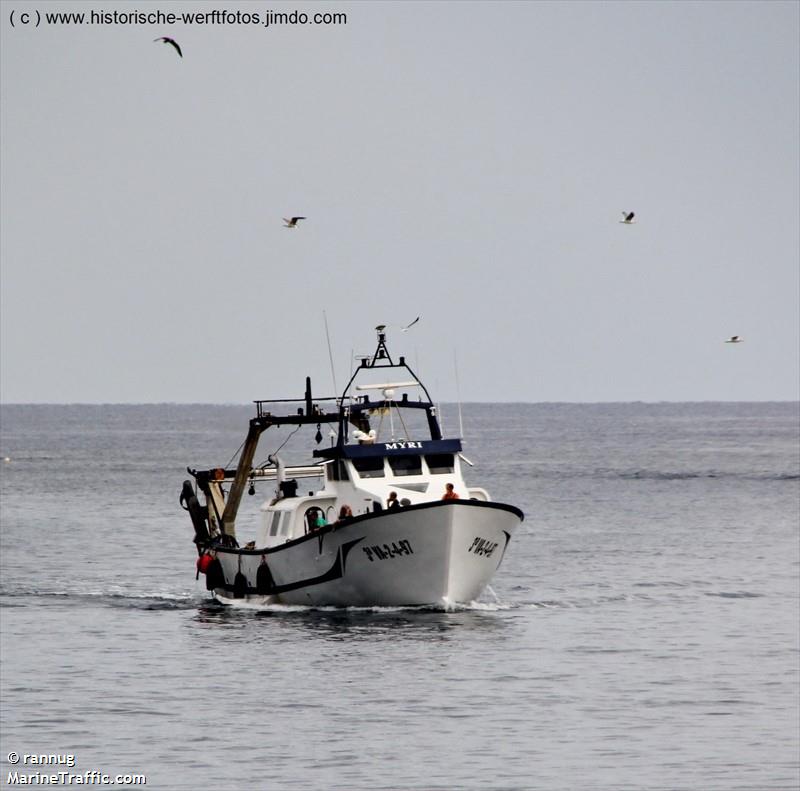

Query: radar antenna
left=371, top=325, right=394, bottom=366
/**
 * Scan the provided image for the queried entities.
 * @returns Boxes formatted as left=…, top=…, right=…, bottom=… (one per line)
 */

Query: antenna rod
left=323, top=310, right=338, bottom=395
left=454, top=349, right=465, bottom=441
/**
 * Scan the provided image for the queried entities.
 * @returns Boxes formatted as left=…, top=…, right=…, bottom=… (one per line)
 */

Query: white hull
left=207, top=501, right=521, bottom=608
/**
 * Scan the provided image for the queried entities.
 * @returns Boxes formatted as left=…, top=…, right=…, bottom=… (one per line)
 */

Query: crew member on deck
left=442, top=483, right=459, bottom=500
left=308, top=508, right=326, bottom=532
left=336, top=504, right=353, bottom=523
left=387, top=491, right=400, bottom=510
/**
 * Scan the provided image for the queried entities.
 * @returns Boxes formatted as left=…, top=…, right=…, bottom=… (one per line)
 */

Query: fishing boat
left=181, top=326, right=524, bottom=607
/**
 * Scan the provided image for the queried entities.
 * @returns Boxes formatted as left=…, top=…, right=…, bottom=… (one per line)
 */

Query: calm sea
left=1, top=403, right=798, bottom=791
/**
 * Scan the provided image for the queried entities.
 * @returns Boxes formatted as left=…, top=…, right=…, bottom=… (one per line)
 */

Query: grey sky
left=1, top=1, right=798, bottom=403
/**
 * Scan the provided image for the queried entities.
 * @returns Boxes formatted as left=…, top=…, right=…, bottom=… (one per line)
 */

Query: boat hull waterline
left=207, top=500, right=522, bottom=608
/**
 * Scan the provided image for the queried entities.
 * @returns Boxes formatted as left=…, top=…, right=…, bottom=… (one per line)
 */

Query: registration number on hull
left=363, top=540, right=414, bottom=562
left=468, top=537, right=498, bottom=557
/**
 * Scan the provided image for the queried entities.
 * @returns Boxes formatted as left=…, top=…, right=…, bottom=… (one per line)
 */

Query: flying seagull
left=619, top=211, right=636, bottom=224
left=376, top=318, right=420, bottom=334
left=154, top=37, right=182, bottom=57
left=724, top=336, right=744, bottom=343
left=283, top=217, right=306, bottom=228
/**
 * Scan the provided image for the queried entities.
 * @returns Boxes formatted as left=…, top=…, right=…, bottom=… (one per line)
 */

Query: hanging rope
left=376, top=407, right=386, bottom=439
left=396, top=407, right=411, bottom=440
left=255, top=424, right=302, bottom=469
left=223, top=438, right=247, bottom=471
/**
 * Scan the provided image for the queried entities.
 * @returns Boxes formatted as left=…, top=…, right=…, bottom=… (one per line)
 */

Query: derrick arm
left=221, top=417, right=268, bottom=538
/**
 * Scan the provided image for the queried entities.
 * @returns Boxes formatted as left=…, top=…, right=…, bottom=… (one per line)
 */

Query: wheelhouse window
left=326, top=460, right=350, bottom=482
left=425, top=454, right=454, bottom=474
left=388, top=455, right=422, bottom=477
left=268, top=511, right=282, bottom=536
left=352, top=457, right=385, bottom=478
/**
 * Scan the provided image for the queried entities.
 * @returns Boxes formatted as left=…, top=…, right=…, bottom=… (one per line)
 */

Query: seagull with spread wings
left=373, top=318, right=421, bottom=335
left=724, top=336, right=744, bottom=343
left=154, top=37, right=182, bottom=57
left=283, top=217, right=306, bottom=228
left=619, top=211, right=636, bottom=224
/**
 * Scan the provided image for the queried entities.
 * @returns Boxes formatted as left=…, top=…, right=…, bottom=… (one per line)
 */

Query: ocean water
left=0, top=402, right=798, bottom=791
